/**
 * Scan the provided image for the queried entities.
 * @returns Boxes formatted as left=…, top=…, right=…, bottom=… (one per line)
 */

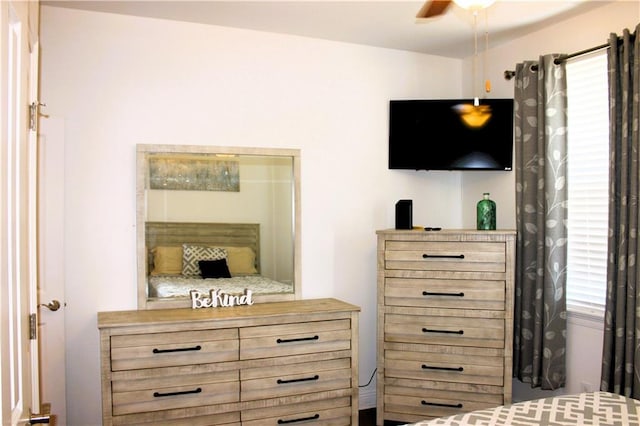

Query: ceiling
left=43, top=0, right=619, bottom=58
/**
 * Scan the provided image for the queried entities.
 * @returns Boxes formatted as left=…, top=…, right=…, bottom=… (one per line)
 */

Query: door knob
left=39, top=300, right=61, bottom=312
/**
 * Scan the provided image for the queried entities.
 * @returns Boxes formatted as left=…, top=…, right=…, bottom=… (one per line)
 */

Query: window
left=566, top=51, right=610, bottom=317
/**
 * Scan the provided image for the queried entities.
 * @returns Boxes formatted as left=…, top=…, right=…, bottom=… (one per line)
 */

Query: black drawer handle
left=277, top=374, right=319, bottom=384
left=422, top=328, right=464, bottom=335
left=276, top=335, right=319, bottom=344
left=278, top=414, right=320, bottom=424
left=422, top=400, right=463, bottom=409
left=422, top=364, right=464, bottom=372
left=422, top=254, right=465, bottom=259
left=153, top=387, right=202, bottom=398
left=423, top=291, right=465, bottom=297
left=152, top=345, right=202, bottom=354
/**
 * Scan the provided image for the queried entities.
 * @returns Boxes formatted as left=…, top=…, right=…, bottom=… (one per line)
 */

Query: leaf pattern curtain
left=601, top=24, right=640, bottom=398
left=513, top=54, right=568, bottom=390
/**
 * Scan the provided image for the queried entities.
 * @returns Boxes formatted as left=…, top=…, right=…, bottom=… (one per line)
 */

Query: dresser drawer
left=112, top=410, right=241, bottom=426
left=385, top=313, right=504, bottom=348
left=112, top=360, right=240, bottom=389
left=385, top=241, right=505, bottom=273
left=111, top=329, right=239, bottom=370
left=112, top=373, right=240, bottom=416
left=241, top=397, right=352, bottom=426
left=383, top=377, right=504, bottom=424
left=384, top=349, right=503, bottom=386
left=385, top=278, right=505, bottom=310
left=241, top=358, right=351, bottom=401
left=240, top=320, right=351, bottom=359
left=384, top=391, right=496, bottom=421
left=385, top=376, right=504, bottom=404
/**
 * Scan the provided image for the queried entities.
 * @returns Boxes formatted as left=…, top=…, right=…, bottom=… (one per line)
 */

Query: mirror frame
left=137, top=144, right=301, bottom=309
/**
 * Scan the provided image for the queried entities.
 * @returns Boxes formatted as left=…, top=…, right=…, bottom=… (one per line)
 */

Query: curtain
left=601, top=24, right=640, bottom=398
left=513, top=54, right=568, bottom=390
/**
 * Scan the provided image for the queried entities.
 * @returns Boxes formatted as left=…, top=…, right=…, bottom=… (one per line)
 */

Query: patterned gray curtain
left=601, top=24, right=640, bottom=398
left=513, top=54, right=568, bottom=390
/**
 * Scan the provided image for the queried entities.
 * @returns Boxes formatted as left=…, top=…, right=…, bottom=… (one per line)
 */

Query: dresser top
left=98, top=297, right=360, bottom=329
left=377, top=228, right=516, bottom=241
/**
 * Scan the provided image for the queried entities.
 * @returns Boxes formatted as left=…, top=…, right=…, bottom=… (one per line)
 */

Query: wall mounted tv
left=388, top=98, right=514, bottom=171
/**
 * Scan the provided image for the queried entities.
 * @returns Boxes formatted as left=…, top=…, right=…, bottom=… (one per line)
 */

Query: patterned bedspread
left=149, top=275, right=294, bottom=298
left=408, top=392, right=640, bottom=426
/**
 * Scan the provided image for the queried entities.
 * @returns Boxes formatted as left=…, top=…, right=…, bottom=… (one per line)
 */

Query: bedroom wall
left=39, top=2, right=640, bottom=424
left=39, top=6, right=463, bottom=425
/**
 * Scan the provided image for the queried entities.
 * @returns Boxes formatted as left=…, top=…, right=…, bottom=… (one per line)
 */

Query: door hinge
left=29, top=313, right=37, bottom=340
left=29, top=402, right=52, bottom=424
left=29, top=102, right=46, bottom=131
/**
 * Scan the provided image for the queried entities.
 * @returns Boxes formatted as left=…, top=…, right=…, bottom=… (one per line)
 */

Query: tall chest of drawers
left=376, top=229, right=515, bottom=425
left=98, top=298, right=359, bottom=425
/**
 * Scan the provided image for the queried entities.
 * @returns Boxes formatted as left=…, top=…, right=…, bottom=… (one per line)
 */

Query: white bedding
left=407, top=392, right=640, bottom=426
left=148, top=274, right=294, bottom=298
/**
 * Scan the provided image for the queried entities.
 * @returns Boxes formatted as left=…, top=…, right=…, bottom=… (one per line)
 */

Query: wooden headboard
left=145, top=222, right=260, bottom=274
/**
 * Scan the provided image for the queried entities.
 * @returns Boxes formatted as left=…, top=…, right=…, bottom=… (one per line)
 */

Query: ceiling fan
left=416, top=0, right=496, bottom=19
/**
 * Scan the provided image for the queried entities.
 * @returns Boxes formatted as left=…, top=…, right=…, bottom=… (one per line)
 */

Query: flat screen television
left=388, top=98, right=514, bottom=171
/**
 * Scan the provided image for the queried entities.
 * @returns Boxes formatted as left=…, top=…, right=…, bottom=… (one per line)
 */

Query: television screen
left=388, top=98, right=514, bottom=171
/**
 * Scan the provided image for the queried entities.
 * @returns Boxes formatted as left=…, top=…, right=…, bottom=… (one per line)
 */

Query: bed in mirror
left=137, top=144, right=301, bottom=309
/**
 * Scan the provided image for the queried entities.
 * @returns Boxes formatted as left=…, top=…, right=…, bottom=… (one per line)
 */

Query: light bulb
left=452, top=99, right=492, bottom=129
left=453, top=0, right=496, bottom=10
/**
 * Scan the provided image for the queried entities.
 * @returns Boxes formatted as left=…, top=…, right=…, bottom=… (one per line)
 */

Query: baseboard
left=359, top=385, right=376, bottom=410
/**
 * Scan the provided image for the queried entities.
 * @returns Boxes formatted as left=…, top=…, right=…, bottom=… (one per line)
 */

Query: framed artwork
left=148, top=157, right=240, bottom=191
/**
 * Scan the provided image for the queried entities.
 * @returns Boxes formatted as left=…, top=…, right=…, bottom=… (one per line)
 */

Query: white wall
left=40, top=6, right=463, bottom=424
left=39, top=2, right=640, bottom=424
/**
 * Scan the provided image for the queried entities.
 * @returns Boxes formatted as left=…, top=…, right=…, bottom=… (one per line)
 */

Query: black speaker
left=395, top=199, right=413, bottom=230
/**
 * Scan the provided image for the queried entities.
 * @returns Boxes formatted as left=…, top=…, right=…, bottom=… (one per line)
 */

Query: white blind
left=565, top=51, right=609, bottom=317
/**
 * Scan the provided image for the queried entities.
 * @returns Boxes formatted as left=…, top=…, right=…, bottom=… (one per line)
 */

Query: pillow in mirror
left=182, top=245, right=227, bottom=276
left=150, top=246, right=183, bottom=275
left=199, top=259, right=232, bottom=279
left=151, top=245, right=257, bottom=276
left=221, top=246, right=258, bottom=275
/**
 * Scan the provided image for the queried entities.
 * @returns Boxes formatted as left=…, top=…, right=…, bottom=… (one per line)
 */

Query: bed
left=145, top=221, right=294, bottom=298
left=406, top=392, right=640, bottom=425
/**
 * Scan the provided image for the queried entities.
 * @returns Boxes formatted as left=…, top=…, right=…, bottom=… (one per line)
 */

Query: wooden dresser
left=98, top=298, right=360, bottom=425
left=376, top=229, right=515, bottom=424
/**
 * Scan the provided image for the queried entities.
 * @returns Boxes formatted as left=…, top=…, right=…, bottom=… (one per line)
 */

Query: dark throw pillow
left=198, top=259, right=232, bottom=279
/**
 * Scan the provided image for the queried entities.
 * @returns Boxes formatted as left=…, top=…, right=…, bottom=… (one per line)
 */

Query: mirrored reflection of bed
left=405, top=391, right=640, bottom=425
left=137, top=144, right=301, bottom=309
left=145, top=221, right=294, bottom=300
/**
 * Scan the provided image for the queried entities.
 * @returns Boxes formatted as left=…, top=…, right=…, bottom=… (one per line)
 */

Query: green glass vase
left=477, top=192, right=496, bottom=230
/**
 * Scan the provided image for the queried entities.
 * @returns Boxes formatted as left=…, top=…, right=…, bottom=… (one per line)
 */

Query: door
left=1, top=0, right=44, bottom=424
left=38, top=116, right=67, bottom=425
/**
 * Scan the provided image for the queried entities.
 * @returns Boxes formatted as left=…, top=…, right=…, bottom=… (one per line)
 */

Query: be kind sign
left=190, top=289, right=254, bottom=309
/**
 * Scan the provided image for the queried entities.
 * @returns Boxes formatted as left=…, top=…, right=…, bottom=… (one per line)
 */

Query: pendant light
left=453, top=6, right=493, bottom=128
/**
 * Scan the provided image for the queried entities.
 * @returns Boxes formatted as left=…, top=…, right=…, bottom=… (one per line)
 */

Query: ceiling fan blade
left=416, top=0, right=452, bottom=18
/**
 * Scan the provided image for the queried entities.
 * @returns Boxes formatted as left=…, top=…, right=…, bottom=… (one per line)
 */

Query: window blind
left=565, top=51, right=609, bottom=317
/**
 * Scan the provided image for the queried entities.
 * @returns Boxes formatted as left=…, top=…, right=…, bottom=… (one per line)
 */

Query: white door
left=38, top=116, right=67, bottom=425
left=0, top=0, right=45, bottom=424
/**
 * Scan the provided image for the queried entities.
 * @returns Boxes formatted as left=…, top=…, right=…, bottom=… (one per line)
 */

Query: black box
left=395, top=200, right=413, bottom=230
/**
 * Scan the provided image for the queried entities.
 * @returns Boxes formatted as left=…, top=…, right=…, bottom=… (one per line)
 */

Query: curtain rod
left=503, top=42, right=609, bottom=80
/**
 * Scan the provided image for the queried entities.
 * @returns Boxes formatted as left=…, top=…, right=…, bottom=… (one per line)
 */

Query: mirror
left=137, top=144, right=301, bottom=309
